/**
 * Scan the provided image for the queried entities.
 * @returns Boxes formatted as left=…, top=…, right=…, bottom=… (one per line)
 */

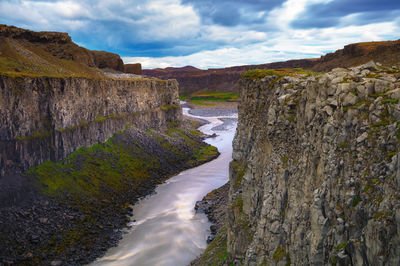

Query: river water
left=91, top=107, right=237, bottom=266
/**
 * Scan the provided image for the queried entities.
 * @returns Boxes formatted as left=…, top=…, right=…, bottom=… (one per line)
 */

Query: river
left=90, top=106, right=237, bottom=266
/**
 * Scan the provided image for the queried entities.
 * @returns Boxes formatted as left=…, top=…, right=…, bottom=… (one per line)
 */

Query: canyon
left=1, top=24, right=399, bottom=266
left=0, top=25, right=218, bottom=265
left=143, top=39, right=400, bottom=96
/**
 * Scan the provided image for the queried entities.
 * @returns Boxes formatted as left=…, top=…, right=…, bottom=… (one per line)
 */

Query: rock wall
left=229, top=63, right=400, bottom=265
left=0, top=75, right=180, bottom=205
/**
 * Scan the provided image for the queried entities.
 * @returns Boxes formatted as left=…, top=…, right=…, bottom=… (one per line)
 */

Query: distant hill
left=143, top=39, right=400, bottom=95
left=0, top=24, right=124, bottom=78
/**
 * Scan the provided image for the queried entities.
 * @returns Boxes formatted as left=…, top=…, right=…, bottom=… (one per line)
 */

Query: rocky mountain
left=226, top=62, right=400, bottom=265
left=143, top=39, right=400, bottom=95
left=0, top=24, right=124, bottom=76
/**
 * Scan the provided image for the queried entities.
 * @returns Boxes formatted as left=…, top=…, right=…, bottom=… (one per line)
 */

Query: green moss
left=230, top=161, right=247, bottom=188
left=190, top=91, right=238, bottom=102
left=189, top=129, right=205, bottom=136
left=285, top=255, right=291, bottom=266
left=381, top=99, right=399, bottom=104
left=368, top=93, right=385, bottom=99
left=397, top=122, right=400, bottom=141
left=30, top=136, right=155, bottom=197
left=191, top=101, right=216, bottom=106
left=160, top=104, right=180, bottom=111
left=372, top=121, right=390, bottom=127
left=281, top=156, right=289, bottom=169
left=94, top=115, right=107, bottom=123
left=242, top=69, right=287, bottom=80
left=242, top=68, right=320, bottom=81
left=335, top=241, right=348, bottom=251
left=342, top=99, right=371, bottom=112
left=338, top=141, right=349, bottom=150
left=331, top=256, right=337, bottom=265
left=194, top=145, right=219, bottom=162
left=15, top=130, right=52, bottom=141
left=232, top=196, right=243, bottom=212
left=272, top=246, right=286, bottom=262
left=352, top=195, right=360, bottom=207
left=185, top=91, right=239, bottom=106
left=372, top=209, right=395, bottom=220
left=362, top=183, right=374, bottom=194
left=198, top=227, right=228, bottom=266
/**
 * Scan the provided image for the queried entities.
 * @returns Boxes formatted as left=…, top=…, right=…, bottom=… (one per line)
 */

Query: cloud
left=0, top=0, right=399, bottom=69
left=125, top=20, right=400, bottom=69
left=181, top=0, right=285, bottom=26
left=292, top=0, right=400, bottom=28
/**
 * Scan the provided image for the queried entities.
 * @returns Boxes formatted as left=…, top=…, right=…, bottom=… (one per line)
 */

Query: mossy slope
left=2, top=122, right=219, bottom=265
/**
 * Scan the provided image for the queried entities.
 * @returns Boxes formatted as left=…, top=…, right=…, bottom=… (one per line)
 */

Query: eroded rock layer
left=0, top=76, right=180, bottom=205
left=229, top=63, right=400, bottom=265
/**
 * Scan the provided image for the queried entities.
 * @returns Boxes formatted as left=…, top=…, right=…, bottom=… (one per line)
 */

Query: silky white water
left=91, top=107, right=237, bottom=266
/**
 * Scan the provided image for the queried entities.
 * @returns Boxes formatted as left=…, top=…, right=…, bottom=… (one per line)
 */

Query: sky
left=0, top=0, right=400, bottom=69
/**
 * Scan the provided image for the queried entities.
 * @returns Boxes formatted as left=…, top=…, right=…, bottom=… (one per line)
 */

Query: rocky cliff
left=0, top=75, right=180, bottom=205
left=228, top=62, right=400, bottom=265
left=144, top=39, right=400, bottom=96
left=125, top=63, right=143, bottom=75
left=0, top=24, right=124, bottom=75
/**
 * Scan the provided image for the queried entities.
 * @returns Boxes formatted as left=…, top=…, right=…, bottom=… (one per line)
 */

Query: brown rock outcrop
left=125, top=63, right=142, bottom=75
left=0, top=24, right=124, bottom=72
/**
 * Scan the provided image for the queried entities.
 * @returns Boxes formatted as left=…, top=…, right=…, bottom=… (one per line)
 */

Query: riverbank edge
left=191, top=182, right=229, bottom=266
left=0, top=119, right=219, bottom=265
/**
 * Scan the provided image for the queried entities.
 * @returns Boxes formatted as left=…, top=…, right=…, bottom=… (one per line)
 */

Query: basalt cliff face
left=144, top=39, right=400, bottom=95
left=228, top=63, right=400, bottom=265
left=0, top=76, right=180, bottom=205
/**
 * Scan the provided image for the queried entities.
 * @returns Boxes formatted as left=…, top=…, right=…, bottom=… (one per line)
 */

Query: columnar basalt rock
left=229, top=63, right=400, bottom=265
left=0, top=76, right=180, bottom=205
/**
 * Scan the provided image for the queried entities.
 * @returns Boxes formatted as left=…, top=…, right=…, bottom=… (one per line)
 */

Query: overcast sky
left=1, top=0, right=399, bottom=69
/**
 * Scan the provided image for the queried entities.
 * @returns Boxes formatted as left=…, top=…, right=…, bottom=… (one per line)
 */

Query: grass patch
left=230, top=161, right=247, bottom=188
left=281, top=156, right=289, bottom=169
left=272, top=246, right=286, bottom=262
left=242, top=68, right=321, bottom=80
left=193, top=145, right=219, bottom=162
left=198, top=227, right=228, bottom=266
left=352, top=195, right=360, bottom=207
left=0, top=38, right=104, bottom=79
left=242, top=69, right=287, bottom=80
left=160, top=104, right=180, bottom=111
left=372, top=121, right=390, bottom=127
left=232, top=196, right=243, bottom=212
left=381, top=99, right=399, bottom=104
left=29, top=135, right=153, bottom=197
left=186, top=91, right=239, bottom=105
left=335, top=241, right=348, bottom=251
left=342, top=99, right=371, bottom=112
left=15, top=130, right=52, bottom=141
left=368, top=93, right=385, bottom=99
